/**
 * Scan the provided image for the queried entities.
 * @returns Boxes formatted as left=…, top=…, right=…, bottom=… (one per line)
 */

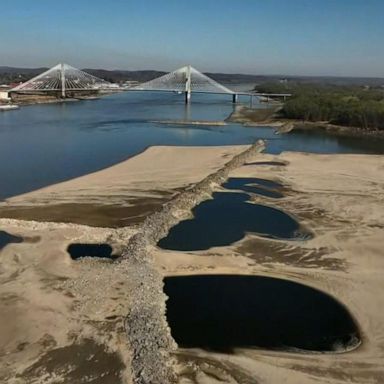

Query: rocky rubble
left=121, top=140, right=265, bottom=384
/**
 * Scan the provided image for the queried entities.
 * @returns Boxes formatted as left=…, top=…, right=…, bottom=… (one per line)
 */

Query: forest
left=256, top=82, right=384, bottom=130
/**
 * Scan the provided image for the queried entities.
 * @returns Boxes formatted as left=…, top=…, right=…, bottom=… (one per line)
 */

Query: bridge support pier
left=60, top=63, right=66, bottom=98
left=185, top=91, right=191, bottom=104
left=232, top=94, right=238, bottom=103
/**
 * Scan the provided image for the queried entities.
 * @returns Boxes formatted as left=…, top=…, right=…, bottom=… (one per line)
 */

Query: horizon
left=1, top=0, right=384, bottom=77
left=2, top=63, right=384, bottom=81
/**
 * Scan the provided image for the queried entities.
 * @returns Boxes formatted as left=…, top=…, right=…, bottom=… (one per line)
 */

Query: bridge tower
left=185, top=65, right=192, bottom=104
left=132, top=65, right=236, bottom=103
left=60, top=63, right=66, bottom=98
left=10, top=63, right=113, bottom=96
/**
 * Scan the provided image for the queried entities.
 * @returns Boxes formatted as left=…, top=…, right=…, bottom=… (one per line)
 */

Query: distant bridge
left=10, top=63, right=291, bottom=104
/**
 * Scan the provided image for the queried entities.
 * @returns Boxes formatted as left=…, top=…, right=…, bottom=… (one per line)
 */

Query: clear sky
left=1, top=0, right=384, bottom=77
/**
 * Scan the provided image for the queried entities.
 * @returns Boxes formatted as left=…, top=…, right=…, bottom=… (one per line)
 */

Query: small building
left=0, top=86, right=11, bottom=101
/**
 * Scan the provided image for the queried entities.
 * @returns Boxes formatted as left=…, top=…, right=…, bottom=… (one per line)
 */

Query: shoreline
left=150, top=119, right=227, bottom=126
left=0, top=145, right=383, bottom=383
left=281, top=120, right=384, bottom=139
left=6, top=92, right=116, bottom=106
left=228, top=105, right=384, bottom=139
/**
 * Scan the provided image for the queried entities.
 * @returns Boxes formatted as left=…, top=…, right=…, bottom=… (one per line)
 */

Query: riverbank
left=150, top=119, right=227, bottom=126
left=9, top=94, right=80, bottom=105
left=0, top=145, right=249, bottom=226
left=154, top=151, right=384, bottom=383
left=228, top=105, right=384, bottom=139
left=8, top=93, right=114, bottom=106
left=0, top=144, right=383, bottom=383
left=0, top=143, right=263, bottom=384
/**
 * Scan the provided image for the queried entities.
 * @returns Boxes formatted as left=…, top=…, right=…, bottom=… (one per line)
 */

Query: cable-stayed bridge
left=11, top=63, right=116, bottom=97
left=10, top=63, right=291, bottom=103
left=131, top=65, right=236, bottom=103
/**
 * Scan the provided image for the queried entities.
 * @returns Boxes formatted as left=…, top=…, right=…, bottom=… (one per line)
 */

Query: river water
left=0, top=91, right=383, bottom=199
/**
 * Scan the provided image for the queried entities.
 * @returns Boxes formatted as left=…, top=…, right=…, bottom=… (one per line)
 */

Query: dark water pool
left=158, top=192, right=312, bottom=251
left=245, top=161, right=288, bottom=166
left=164, top=274, right=361, bottom=352
left=0, top=230, right=23, bottom=250
left=223, top=177, right=284, bottom=199
left=67, top=243, right=117, bottom=260
left=1, top=92, right=383, bottom=199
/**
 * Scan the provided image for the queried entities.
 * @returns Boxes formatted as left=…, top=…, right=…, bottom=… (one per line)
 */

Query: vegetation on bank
left=256, top=82, right=384, bottom=131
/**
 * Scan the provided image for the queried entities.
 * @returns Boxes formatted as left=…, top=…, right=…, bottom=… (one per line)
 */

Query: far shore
left=150, top=119, right=227, bottom=126
left=4, top=92, right=116, bottom=106
left=227, top=105, right=384, bottom=139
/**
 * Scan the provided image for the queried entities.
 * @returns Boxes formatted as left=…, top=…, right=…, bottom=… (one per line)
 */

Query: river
left=0, top=91, right=383, bottom=199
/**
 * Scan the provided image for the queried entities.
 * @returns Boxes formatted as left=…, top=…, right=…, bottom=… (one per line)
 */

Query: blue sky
left=1, top=0, right=383, bottom=76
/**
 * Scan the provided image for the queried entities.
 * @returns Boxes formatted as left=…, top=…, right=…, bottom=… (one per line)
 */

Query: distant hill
left=0, top=66, right=48, bottom=74
left=0, top=67, right=47, bottom=85
left=82, top=69, right=167, bottom=83
left=1, top=65, right=384, bottom=87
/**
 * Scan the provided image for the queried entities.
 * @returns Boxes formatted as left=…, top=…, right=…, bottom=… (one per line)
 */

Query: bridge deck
left=11, top=87, right=291, bottom=99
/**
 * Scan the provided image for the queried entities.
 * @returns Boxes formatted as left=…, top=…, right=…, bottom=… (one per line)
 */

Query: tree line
left=256, top=82, right=384, bottom=131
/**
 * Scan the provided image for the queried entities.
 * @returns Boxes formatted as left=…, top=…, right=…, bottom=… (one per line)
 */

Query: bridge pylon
left=11, top=63, right=113, bottom=95
left=133, top=65, right=235, bottom=104
left=60, top=63, right=66, bottom=98
left=185, top=65, right=192, bottom=104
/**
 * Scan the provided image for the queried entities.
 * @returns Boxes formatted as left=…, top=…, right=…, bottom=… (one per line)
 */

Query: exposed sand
left=0, top=145, right=248, bottom=227
left=0, top=219, right=136, bottom=383
left=0, top=144, right=256, bottom=383
left=153, top=152, right=384, bottom=383
left=0, top=146, right=383, bottom=383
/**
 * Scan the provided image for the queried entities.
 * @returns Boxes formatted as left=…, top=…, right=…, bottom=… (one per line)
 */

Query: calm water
left=67, top=243, right=117, bottom=260
left=158, top=192, right=312, bottom=251
left=0, top=230, right=23, bottom=250
left=0, top=91, right=383, bottom=199
left=164, top=275, right=360, bottom=352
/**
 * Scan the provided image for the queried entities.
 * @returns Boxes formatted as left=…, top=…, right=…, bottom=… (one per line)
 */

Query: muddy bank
left=226, top=105, right=281, bottom=125
left=0, top=146, right=249, bottom=227
left=0, top=199, right=170, bottom=228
